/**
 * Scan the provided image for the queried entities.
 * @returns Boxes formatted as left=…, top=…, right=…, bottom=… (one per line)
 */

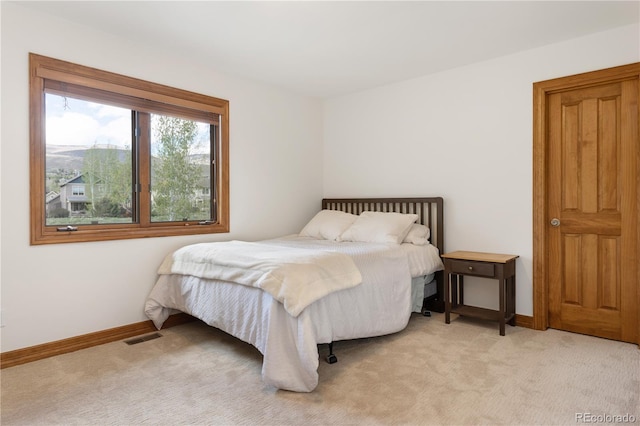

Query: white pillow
left=339, top=211, right=418, bottom=244
left=402, top=224, right=431, bottom=245
left=299, top=210, right=357, bottom=240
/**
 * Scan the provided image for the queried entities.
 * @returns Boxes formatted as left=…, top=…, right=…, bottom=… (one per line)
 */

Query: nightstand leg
left=445, top=273, right=451, bottom=324
left=509, top=275, right=516, bottom=326
left=499, top=278, right=506, bottom=336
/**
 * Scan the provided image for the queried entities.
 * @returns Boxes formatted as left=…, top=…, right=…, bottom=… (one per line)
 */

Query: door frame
left=532, top=63, right=640, bottom=342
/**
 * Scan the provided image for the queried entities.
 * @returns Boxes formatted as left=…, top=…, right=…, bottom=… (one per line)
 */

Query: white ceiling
left=17, top=1, right=640, bottom=98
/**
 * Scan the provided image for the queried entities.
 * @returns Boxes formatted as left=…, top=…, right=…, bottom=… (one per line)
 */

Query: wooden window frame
left=29, top=53, right=230, bottom=245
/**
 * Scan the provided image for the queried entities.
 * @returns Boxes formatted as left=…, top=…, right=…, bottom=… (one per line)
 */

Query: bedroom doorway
left=532, top=63, right=640, bottom=344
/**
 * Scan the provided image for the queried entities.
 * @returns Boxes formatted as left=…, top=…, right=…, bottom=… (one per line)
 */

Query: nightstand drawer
left=448, top=259, right=495, bottom=277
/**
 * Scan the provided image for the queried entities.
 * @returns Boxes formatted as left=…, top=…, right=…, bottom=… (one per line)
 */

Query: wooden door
left=537, top=66, right=639, bottom=343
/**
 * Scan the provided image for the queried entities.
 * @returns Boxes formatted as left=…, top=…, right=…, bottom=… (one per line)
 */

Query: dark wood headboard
left=321, top=197, right=445, bottom=312
left=321, top=197, right=444, bottom=254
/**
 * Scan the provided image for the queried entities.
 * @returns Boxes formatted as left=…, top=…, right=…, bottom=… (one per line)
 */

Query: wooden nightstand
left=442, top=251, right=518, bottom=336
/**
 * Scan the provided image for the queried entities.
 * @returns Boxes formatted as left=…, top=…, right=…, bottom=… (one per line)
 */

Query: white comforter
left=145, top=236, right=443, bottom=392
left=157, top=240, right=362, bottom=317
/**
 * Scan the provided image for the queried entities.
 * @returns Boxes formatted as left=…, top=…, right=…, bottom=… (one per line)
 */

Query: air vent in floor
left=124, top=332, right=162, bottom=345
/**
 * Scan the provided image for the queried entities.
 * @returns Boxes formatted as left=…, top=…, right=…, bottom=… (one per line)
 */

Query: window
left=30, top=54, right=229, bottom=244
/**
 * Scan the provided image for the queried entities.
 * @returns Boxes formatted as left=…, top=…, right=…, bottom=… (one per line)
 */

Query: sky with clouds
left=45, top=93, right=211, bottom=154
left=45, top=93, right=132, bottom=148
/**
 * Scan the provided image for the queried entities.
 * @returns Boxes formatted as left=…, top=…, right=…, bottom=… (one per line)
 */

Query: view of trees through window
left=45, top=93, right=213, bottom=226
left=151, top=114, right=211, bottom=223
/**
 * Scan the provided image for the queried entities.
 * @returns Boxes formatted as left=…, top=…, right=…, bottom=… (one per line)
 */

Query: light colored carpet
left=1, top=313, right=638, bottom=425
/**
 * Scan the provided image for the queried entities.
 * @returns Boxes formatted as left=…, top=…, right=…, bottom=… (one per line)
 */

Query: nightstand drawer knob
left=468, top=266, right=473, bottom=270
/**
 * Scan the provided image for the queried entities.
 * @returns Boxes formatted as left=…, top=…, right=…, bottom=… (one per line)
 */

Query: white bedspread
left=145, top=236, right=443, bottom=392
left=157, top=240, right=362, bottom=317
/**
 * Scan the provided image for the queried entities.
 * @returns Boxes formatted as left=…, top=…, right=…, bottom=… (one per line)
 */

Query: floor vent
left=124, top=332, right=162, bottom=345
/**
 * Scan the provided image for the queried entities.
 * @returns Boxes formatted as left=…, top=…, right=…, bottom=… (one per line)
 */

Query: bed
left=145, top=197, right=445, bottom=392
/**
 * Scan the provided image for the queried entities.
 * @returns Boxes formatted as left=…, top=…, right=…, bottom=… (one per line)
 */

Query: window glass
left=150, top=114, right=213, bottom=223
left=45, top=93, right=134, bottom=226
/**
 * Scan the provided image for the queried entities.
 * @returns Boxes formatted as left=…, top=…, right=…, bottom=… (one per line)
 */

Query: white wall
left=0, top=3, right=323, bottom=351
left=323, top=23, right=640, bottom=315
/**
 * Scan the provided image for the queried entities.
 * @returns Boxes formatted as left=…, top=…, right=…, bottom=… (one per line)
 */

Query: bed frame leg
left=326, top=342, right=338, bottom=364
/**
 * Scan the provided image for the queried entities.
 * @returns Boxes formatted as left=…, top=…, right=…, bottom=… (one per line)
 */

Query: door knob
left=550, top=218, right=560, bottom=227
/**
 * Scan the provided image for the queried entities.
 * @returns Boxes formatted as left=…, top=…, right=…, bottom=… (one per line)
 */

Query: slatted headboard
left=321, top=197, right=445, bottom=312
